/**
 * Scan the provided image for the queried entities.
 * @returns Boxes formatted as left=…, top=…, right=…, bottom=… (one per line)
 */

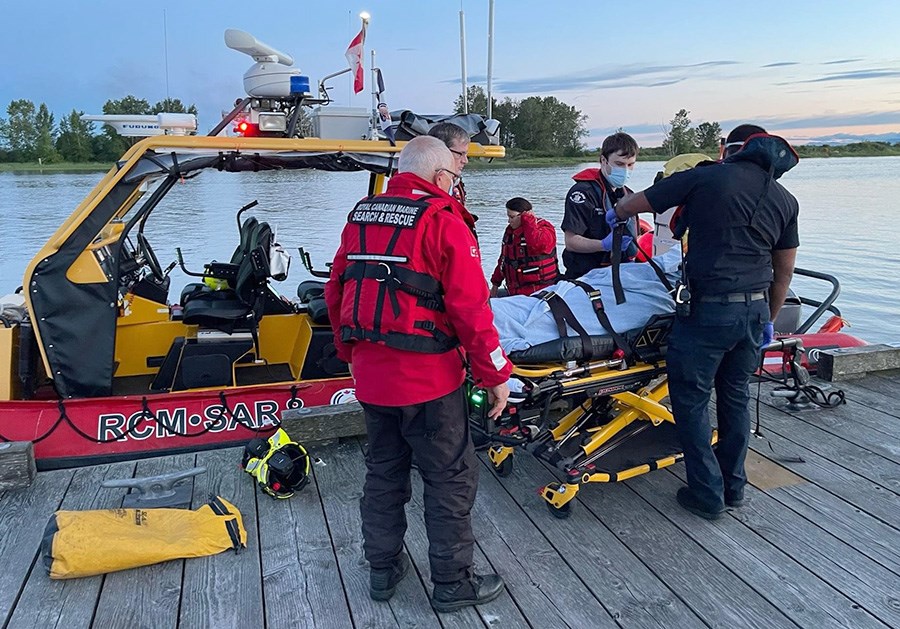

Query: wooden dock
left=1, top=369, right=899, bottom=628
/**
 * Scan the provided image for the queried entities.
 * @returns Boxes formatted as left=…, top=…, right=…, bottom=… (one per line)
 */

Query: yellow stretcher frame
left=484, top=359, right=717, bottom=517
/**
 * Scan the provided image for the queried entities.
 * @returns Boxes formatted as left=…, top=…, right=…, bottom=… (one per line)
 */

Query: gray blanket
left=491, top=248, right=680, bottom=354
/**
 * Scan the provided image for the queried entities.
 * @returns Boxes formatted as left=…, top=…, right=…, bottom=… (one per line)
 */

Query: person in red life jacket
left=561, top=132, right=640, bottom=278
left=489, top=197, right=560, bottom=296
left=324, top=135, right=512, bottom=613
left=428, top=122, right=479, bottom=236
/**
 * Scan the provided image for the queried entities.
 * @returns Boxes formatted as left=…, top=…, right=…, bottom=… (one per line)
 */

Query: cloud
left=444, top=61, right=739, bottom=93
left=821, top=58, right=864, bottom=65
left=441, top=73, right=488, bottom=84
left=796, top=131, right=900, bottom=145
left=792, top=68, right=900, bottom=83
left=395, top=47, right=417, bottom=52
left=719, top=110, right=900, bottom=130
left=589, top=123, right=667, bottom=136
left=761, top=62, right=799, bottom=68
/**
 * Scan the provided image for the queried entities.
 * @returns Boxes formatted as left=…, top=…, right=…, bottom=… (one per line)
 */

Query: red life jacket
left=498, top=225, right=560, bottom=294
left=336, top=194, right=459, bottom=354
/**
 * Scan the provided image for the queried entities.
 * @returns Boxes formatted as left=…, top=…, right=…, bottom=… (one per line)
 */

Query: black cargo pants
left=358, top=385, right=478, bottom=584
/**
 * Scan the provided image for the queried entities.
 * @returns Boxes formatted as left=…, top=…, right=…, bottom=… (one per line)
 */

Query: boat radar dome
left=225, top=29, right=310, bottom=98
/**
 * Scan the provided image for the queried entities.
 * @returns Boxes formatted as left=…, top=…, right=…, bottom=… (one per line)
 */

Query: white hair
left=397, top=136, right=454, bottom=181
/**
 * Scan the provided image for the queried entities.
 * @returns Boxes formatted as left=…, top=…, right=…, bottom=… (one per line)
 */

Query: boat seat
left=306, top=297, right=330, bottom=325
left=297, top=280, right=326, bottom=303
left=182, top=219, right=277, bottom=335
left=179, top=216, right=260, bottom=308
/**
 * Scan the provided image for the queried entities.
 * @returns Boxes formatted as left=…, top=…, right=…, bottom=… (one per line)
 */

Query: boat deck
left=2, top=370, right=899, bottom=628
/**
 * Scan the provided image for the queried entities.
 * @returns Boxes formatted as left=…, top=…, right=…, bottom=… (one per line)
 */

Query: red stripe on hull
left=0, top=379, right=355, bottom=466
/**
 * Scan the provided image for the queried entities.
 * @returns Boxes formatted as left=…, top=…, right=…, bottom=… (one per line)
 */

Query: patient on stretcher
left=491, top=248, right=681, bottom=361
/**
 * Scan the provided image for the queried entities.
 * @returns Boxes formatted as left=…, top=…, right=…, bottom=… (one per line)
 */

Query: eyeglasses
left=436, top=167, right=462, bottom=188
left=448, top=147, right=468, bottom=160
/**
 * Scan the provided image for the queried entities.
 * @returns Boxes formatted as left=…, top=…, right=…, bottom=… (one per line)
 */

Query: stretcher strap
left=536, top=291, right=594, bottom=361
left=569, top=280, right=633, bottom=361
left=611, top=223, right=627, bottom=305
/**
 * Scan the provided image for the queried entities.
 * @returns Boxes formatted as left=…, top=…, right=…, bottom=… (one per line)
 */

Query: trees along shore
left=2, top=94, right=897, bottom=172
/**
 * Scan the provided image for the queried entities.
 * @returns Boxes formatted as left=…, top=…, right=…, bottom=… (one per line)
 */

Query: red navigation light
left=234, top=121, right=260, bottom=136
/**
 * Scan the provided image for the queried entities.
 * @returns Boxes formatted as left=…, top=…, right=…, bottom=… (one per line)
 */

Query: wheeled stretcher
left=469, top=313, right=811, bottom=518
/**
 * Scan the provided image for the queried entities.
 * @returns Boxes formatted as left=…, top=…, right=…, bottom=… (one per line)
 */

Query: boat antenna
left=459, top=6, right=468, bottom=113
left=163, top=9, right=170, bottom=102
left=487, top=0, right=494, bottom=119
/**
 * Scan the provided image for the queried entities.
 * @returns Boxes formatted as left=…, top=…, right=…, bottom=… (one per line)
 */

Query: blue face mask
left=606, top=165, right=632, bottom=189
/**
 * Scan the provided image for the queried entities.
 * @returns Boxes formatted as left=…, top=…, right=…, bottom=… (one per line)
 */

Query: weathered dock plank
left=670, top=465, right=900, bottom=626
left=762, top=388, right=900, bottom=463
left=818, top=345, right=900, bottom=381
left=406, top=464, right=530, bottom=629
left=488, top=451, right=705, bottom=628
left=751, top=401, right=900, bottom=501
left=0, top=441, right=36, bottom=491
left=91, top=453, right=197, bottom=629
left=634, top=468, right=887, bottom=628
left=314, top=439, right=435, bottom=629
left=848, top=368, right=900, bottom=396
left=558, top=465, right=797, bottom=628
left=257, top=446, right=354, bottom=629
left=0, top=467, right=73, bottom=627
left=821, top=378, right=900, bottom=425
left=747, top=424, right=900, bottom=572
left=7, top=460, right=135, bottom=629
left=470, top=459, right=619, bottom=628
left=179, top=447, right=264, bottom=629
left=280, top=402, right=366, bottom=443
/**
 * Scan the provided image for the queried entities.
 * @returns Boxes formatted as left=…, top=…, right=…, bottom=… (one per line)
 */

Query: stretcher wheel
left=494, top=456, right=514, bottom=477
left=544, top=482, right=574, bottom=519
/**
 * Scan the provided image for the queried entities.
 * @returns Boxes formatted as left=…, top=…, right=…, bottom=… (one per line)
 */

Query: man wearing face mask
left=325, top=135, right=512, bottom=612
left=561, top=132, right=640, bottom=279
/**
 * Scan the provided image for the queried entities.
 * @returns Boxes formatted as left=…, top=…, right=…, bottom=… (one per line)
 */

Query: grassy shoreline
left=3, top=147, right=900, bottom=173
left=0, top=162, right=111, bottom=173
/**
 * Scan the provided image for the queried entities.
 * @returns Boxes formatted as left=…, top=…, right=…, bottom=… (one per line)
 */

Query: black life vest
left=337, top=194, right=460, bottom=354
left=498, top=225, right=560, bottom=292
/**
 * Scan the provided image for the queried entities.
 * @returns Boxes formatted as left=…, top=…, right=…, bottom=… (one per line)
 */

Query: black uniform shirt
left=561, top=177, right=636, bottom=278
left=644, top=161, right=799, bottom=296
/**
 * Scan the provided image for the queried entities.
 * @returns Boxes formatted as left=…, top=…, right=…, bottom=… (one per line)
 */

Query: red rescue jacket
left=325, top=172, right=512, bottom=406
left=490, top=212, right=559, bottom=296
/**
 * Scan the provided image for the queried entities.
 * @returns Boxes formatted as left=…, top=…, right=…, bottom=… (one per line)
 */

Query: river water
left=1, top=156, right=898, bottom=343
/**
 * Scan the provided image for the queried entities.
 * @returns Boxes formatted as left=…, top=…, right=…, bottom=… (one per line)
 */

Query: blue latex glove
left=760, top=321, right=775, bottom=349
left=605, top=208, right=623, bottom=229
left=600, top=233, right=633, bottom=252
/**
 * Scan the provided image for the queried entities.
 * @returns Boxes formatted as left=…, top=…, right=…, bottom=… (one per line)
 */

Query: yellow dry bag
left=41, top=495, right=246, bottom=579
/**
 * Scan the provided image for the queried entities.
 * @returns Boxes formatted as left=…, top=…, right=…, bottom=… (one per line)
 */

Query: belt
left=697, top=291, right=766, bottom=304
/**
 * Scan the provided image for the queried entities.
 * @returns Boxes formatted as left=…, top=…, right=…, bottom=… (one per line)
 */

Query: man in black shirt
left=561, top=132, right=639, bottom=278
left=612, top=124, right=799, bottom=519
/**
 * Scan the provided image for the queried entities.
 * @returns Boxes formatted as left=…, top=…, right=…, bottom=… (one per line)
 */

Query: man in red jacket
left=325, top=135, right=512, bottom=613
left=490, top=197, right=560, bottom=296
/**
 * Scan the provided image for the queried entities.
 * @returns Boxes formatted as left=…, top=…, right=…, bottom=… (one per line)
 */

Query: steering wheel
left=136, top=232, right=165, bottom=282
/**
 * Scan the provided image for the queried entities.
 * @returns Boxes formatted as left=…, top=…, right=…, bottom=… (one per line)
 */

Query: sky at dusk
left=4, top=0, right=900, bottom=147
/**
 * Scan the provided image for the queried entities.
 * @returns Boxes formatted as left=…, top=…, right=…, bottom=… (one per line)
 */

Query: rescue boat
left=0, top=30, right=504, bottom=469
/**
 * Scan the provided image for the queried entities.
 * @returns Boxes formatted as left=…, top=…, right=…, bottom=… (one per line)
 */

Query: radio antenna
left=163, top=9, right=170, bottom=101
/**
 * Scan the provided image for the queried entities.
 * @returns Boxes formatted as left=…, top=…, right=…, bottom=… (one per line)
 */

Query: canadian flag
left=345, top=26, right=366, bottom=94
